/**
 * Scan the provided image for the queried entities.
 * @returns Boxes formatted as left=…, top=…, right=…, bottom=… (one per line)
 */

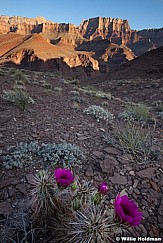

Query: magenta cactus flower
left=114, top=194, right=142, bottom=227
left=98, top=182, right=109, bottom=195
left=54, top=168, right=74, bottom=188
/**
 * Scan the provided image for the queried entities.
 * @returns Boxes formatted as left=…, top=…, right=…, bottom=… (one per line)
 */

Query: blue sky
left=0, top=0, right=163, bottom=30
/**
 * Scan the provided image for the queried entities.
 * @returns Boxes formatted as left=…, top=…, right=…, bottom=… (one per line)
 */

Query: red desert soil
left=0, top=66, right=163, bottom=241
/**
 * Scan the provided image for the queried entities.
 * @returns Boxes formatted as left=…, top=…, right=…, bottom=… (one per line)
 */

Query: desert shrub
left=155, top=103, right=163, bottom=112
left=83, top=105, right=114, bottom=122
left=3, top=142, right=85, bottom=169
left=41, top=81, right=52, bottom=89
left=71, top=96, right=86, bottom=103
left=2, top=88, right=34, bottom=111
left=38, top=143, right=84, bottom=168
left=94, top=90, right=112, bottom=100
left=69, top=79, right=80, bottom=85
left=13, top=69, right=26, bottom=82
left=119, top=103, right=149, bottom=122
left=3, top=141, right=40, bottom=169
left=157, top=111, right=163, bottom=120
left=71, top=102, right=80, bottom=110
left=70, top=90, right=80, bottom=95
left=53, top=87, right=62, bottom=94
left=76, top=87, right=112, bottom=100
left=101, top=101, right=109, bottom=107
left=116, top=121, right=157, bottom=163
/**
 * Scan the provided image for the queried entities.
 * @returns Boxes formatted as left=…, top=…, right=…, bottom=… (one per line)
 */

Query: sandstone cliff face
left=79, top=17, right=139, bottom=45
left=0, top=16, right=46, bottom=34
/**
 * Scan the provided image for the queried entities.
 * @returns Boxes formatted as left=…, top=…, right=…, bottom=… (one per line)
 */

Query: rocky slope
left=0, top=33, right=99, bottom=76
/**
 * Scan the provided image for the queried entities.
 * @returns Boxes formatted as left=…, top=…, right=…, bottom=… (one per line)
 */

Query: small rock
left=92, top=151, right=104, bottom=159
left=133, top=188, right=140, bottom=195
left=158, top=205, right=163, bottom=216
left=158, top=224, right=163, bottom=230
left=136, top=167, right=156, bottom=179
left=143, top=210, right=149, bottom=218
left=8, top=187, right=17, bottom=197
left=151, top=225, right=160, bottom=237
left=0, top=201, right=13, bottom=215
left=158, top=215, right=163, bottom=224
left=129, top=170, right=135, bottom=176
left=110, top=173, right=127, bottom=185
left=141, top=199, right=148, bottom=207
left=16, top=184, right=27, bottom=195
left=120, top=188, right=128, bottom=196
left=25, top=174, right=35, bottom=185
left=100, top=156, right=119, bottom=174
left=0, top=177, right=20, bottom=190
left=133, top=179, right=139, bottom=188
left=77, top=136, right=88, bottom=141
left=138, top=224, right=147, bottom=237
left=150, top=180, right=160, bottom=192
left=103, top=147, right=121, bottom=155
left=0, top=127, right=7, bottom=132
left=85, top=166, right=94, bottom=177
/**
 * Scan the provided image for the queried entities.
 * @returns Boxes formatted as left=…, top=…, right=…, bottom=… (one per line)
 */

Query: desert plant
left=155, top=104, right=163, bottom=112
left=116, top=121, right=155, bottom=163
left=29, top=168, right=143, bottom=243
left=70, top=90, right=80, bottom=95
left=72, top=180, right=95, bottom=210
left=157, top=111, right=163, bottom=120
left=30, top=170, right=58, bottom=223
left=101, top=101, right=109, bottom=107
left=69, top=79, right=80, bottom=85
left=2, top=88, right=34, bottom=111
left=95, top=90, right=112, bottom=100
left=119, top=103, right=149, bottom=123
left=83, top=105, right=114, bottom=122
left=53, top=87, right=62, bottom=94
left=71, top=96, right=86, bottom=103
left=3, top=142, right=85, bottom=169
left=38, top=143, right=85, bottom=168
left=72, top=102, right=80, bottom=110
left=50, top=201, right=122, bottom=243
left=3, top=141, right=40, bottom=169
left=13, top=69, right=26, bottom=83
left=41, top=81, right=52, bottom=89
left=76, top=87, right=112, bottom=100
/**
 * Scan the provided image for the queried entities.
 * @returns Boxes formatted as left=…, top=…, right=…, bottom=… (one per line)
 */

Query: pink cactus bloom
left=114, top=194, right=143, bottom=227
left=98, top=182, right=109, bottom=195
left=54, top=168, right=74, bottom=188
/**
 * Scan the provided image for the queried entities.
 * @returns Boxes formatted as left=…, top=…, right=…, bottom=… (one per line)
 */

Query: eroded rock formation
left=0, top=15, right=163, bottom=74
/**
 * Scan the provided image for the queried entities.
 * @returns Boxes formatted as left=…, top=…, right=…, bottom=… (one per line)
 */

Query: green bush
left=119, top=103, right=149, bottom=122
left=2, top=88, right=34, bottom=111
left=116, top=121, right=156, bottom=163
left=13, top=69, right=26, bottom=83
